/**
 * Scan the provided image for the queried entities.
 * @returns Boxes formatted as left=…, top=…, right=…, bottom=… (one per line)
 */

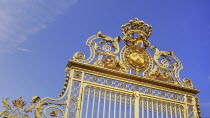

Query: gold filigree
left=147, top=88, right=152, bottom=94
left=12, top=97, right=26, bottom=108
left=195, top=97, right=201, bottom=118
left=23, top=102, right=35, bottom=113
left=160, top=91, right=166, bottom=97
left=133, top=91, right=140, bottom=98
left=69, top=18, right=197, bottom=89
left=70, top=18, right=192, bottom=88
left=103, top=56, right=119, bottom=70
left=122, top=18, right=152, bottom=47
left=0, top=97, right=32, bottom=118
left=73, top=71, right=82, bottom=79
left=50, top=110, right=58, bottom=117
left=0, top=96, right=66, bottom=118
left=0, top=18, right=200, bottom=118
left=65, top=67, right=71, bottom=72
left=93, top=76, right=97, bottom=82
left=59, top=71, right=70, bottom=97
left=2, top=98, right=12, bottom=110
left=186, top=96, right=193, bottom=103
left=173, top=93, right=178, bottom=100
left=147, top=46, right=187, bottom=86
left=121, top=82, right=126, bottom=88
left=0, top=110, right=9, bottom=117
left=120, top=45, right=153, bottom=75
left=183, top=78, right=193, bottom=88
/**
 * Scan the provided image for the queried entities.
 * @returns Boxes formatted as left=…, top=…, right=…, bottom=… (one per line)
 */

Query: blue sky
left=0, top=0, right=209, bottom=117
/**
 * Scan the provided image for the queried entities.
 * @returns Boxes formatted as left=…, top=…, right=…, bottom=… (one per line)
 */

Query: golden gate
left=0, top=18, right=200, bottom=118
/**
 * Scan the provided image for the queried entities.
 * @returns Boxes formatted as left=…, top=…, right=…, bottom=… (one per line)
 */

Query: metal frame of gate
left=65, top=61, right=199, bottom=118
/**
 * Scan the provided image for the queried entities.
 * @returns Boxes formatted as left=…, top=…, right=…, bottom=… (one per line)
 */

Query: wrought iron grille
left=66, top=69, right=197, bottom=118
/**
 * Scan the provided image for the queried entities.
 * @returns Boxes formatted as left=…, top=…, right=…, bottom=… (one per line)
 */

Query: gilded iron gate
left=67, top=65, right=196, bottom=118
left=0, top=18, right=200, bottom=118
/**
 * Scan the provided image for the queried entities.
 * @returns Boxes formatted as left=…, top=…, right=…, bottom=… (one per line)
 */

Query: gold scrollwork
left=70, top=18, right=193, bottom=88
left=195, top=97, right=201, bottom=118
left=44, top=106, right=64, bottom=118
left=0, top=97, right=32, bottom=118
left=0, top=96, right=66, bottom=118
left=148, top=46, right=189, bottom=86
left=122, top=18, right=152, bottom=47
left=0, top=18, right=199, bottom=118
left=183, top=78, right=193, bottom=88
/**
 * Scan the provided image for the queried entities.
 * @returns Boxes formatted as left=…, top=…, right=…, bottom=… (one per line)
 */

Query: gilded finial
left=122, top=18, right=152, bottom=47
left=12, top=96, right=26, bottom=108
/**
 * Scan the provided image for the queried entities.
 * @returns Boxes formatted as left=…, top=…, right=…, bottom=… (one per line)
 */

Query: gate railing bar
left=166, top=103, right=168, bottom=118
left=142, top=99, right=144, bottom=118
left=79, top=82, right=189, bottom=118
left=83, top=81, right=185, bottom=105
left=114, top=93, right=116, bottom=118
left=85, top=88, right=90, bottom=118
left=64, top=69, right=74, bottom=118
left=91, top=88, right=96, bottom=118
left=179, top=105, right=182, bottom=118
left=134, top=92, right=139, bottom=118
left=108, top=92, right=111, bottom=118
left=124, top=96, right=126, bottom=118
left=156, top=101, right=159, bottom=118
left=119, top=94, right=121, bottom=118
left=96, top=89, right=101, bottom=118
left=147, top=99, right=149, bottom=118
left=161, top=102, right=163, bottom=118
left=175, top=104, right=177, bottom=118
left=170, top=104, right=172, bottom=118
left=129, top=96, right=132, bottom=118
left=103, top=90, right=106, bottom=118
left=79, top=87, right=85, bottom=118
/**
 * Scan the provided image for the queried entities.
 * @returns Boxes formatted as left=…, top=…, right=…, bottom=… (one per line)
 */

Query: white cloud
left=17, top=48, right=31, bottom=53
left=0, top=0, right=77, bottom=54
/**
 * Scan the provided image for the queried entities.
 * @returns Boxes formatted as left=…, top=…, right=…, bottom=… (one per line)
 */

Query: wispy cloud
left=0, top=0, right=77, bottom=54
left=17, top=48, right=31, bottom=53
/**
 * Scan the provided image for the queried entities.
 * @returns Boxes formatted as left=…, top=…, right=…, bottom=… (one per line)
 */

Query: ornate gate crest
left=120, top=45, right=152, bottom=75
left=0, top=18, right=200, bottom=118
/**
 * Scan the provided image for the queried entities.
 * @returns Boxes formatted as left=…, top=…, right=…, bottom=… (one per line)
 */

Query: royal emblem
left=121, top=45, right=152, bottom=75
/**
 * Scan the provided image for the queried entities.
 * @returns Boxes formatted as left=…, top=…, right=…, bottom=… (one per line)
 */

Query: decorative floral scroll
left=71, top=18, right=193, bottom=88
